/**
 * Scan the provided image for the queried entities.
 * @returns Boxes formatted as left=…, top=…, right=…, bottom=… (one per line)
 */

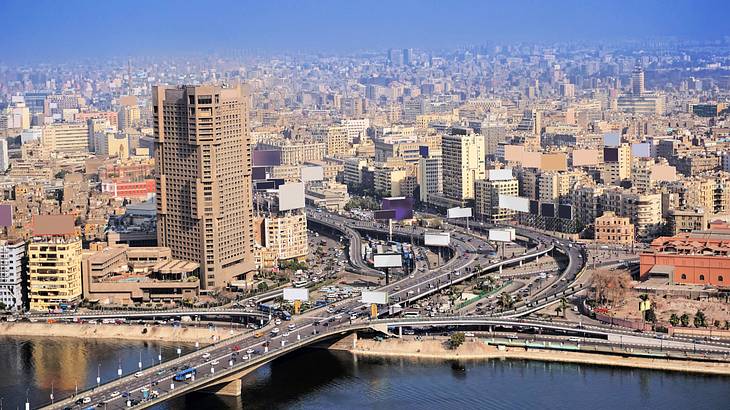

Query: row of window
left=679, top=273, right=724, bottom=282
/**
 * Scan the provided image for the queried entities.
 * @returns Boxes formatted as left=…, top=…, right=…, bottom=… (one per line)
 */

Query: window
left=699, top=274, right=705, bottom=281
left=719, top=276, right=724, bottom=282
left=681, top=274, right=687, bottom=280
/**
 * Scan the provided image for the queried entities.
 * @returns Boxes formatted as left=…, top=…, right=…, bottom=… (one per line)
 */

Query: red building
left=102, top=179, right=155, bottom=200
left=640, top=223, right=730, bottom=289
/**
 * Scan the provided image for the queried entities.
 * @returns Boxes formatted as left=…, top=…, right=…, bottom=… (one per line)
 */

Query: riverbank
left=0, top=322, right=242, bottom=344
left=341, top=336, right=730, bottom=376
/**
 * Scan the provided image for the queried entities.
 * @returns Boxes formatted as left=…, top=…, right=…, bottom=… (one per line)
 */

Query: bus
left=293, top=280, right=308, bottom=288
left=402, top=310, right=420, bottom=318
left=173, top=367, right=196, bottom=381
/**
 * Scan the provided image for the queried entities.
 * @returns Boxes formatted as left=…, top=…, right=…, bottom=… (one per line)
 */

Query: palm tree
left=554, top=305, right=563, bottom=317
left=559, top=297, right=569, bottom=318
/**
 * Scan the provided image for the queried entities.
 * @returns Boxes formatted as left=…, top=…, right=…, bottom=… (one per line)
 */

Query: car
left=275, top=319, right=282, bottom=325
left=202, top=353, right=211, bottom=359
left=464, top=332, right=475, bottom=337
left=254, top=331, right=264, bottom=338
left=334, top=314, right=343, bottom=320
left=568, top=337, right=581, bottom=342
left=211, top=360, right=219, bottom=365
left=283, top=331, right=290, bottom=337
left=271, top=327, right=280, bottom=334
left=506, top=335, right=519, bottom=340
left=231, top=345, right=241, bottom=352
left=288, top=323, right=296, bottom=330
left=110, top=391, right=121, bottom=398
left=350, top=314, right=357, bottom=320
left=134, top=372, right=143, bottom=378
left=246, top=348, right=255, bottom=354
left=82, top=397, right=92, bottom=404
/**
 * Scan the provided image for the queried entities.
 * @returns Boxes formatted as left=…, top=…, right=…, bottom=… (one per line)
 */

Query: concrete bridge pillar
left=201, top=379, right=242, bottom=397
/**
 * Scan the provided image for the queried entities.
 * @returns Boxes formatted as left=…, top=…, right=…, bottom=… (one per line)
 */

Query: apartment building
left=475, top=178, right=519, bottom=223
left=0, top=239, right=26, bottom=311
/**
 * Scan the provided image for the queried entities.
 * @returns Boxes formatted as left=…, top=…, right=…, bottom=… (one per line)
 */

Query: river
left=0, top=336, right=728, bottom=410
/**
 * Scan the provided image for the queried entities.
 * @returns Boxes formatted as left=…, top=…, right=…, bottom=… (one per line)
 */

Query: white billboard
left=373, top=253, right=402, bottom=268
left=488, top=168, right=513, bottom=181
left=361, top=291, right=388, bottom=304
left=489, top=228, right=515, bottom=242
left=498, top=195, right=530, bottom=213
left=279, top=182, right=305, bottom=211
left=447, top=207, right=473, bottom=218
left=603, top=132, right=621, bottom=147
left=424, top=232, right=450, bottom=247
left=283, top=288, right=309, bottom=302
left=301, top=166, right=324, bottom=182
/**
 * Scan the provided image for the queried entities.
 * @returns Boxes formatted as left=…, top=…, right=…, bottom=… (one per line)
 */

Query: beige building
left=441, top=129, right=486, bottom=201
left=603, top=187, right=662, bottom=240
left=259, top=213, right=308, bottom=262
left=667, top=208, right=708, bottom=236
left=601, top=143, right=631, bottom=185
left=42, top=122, right=89, bottom=153
left=374, top=161, right=409, bottom=197
left=153, top=84, right=256, bottom=290
left=538, top=170, right=585, bottom=203
left=315, top=125, right=349, bottom=157
left=94, top=131, right=129, bottom=159
left=595, top=211, right=634, bottom=245
left=28, top=216, right=83, bottom=311
left=257, top=139, right=326, bottom=165
left=82, top=245, right=200, bottom=305
left=475, top=178, right=519, bottom=223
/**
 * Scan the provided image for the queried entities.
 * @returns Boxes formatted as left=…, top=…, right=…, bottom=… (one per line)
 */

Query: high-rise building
left=475, top=177, right=519, bottom=223
left=153, top=84, right=256, bottom=290
left=441, top=128, right=486, bottom=201
left=0, top=239, right=26, bottom=311
left=418, top=155, right=443, bottom=203
left=403, top=48, right=413, bottom=66
left=632, top=66, right=645, bottom=95
left=0, top=139, right=9, bottom=172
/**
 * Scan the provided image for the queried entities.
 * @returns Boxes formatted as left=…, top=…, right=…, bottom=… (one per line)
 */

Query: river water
left=1, top=336, right=728, bottom=410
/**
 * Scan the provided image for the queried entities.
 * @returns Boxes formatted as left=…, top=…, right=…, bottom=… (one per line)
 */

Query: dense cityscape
left=1, top=1, right=730, bottom=409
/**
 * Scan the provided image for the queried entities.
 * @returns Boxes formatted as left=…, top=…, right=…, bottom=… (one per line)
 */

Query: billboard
left=361, top=291, right=388, bottom=304
left=489, top=228, right=514, bottom=242
left=254, top=180, right=276, bottom=190
left=301, top=166, right=324, bottom=182
left=603, top=132, right=621, bottom=147
left=447, top=207, right=472, bottom=218
left=529, top=200, right=539, bottom=215
left=603, top=147, right=619, bottom=162
left=498, top=195, right=529, bottom=213
left=381, top=197, right=414, bottom=221
left=631, top=142, right=651, bottom=158
left=32, top=214, right=76, bottom=236
left=651, top=164, right=677, bottom=182
left=523, top=151, right=542, bottom=168
left=252, top=166, right=268, bottom=180
left=283, top=288, right=309, bottom=302
left=0, top=204, right=12, bottom=227
left=279, top=182, right=305, bottom=211
left=488, top=168, right=513, bottom=181
left=373, top=253, right=402, bottom=268
left=558, top=204, right=573, bottom=219
left=504, top=145, right=524, bottom=162
left=253, top=150, right=282, bottom=166
left=419, top=145, right=429, bottom=158
left=373, top=209, right=396, bottom=220
left=572, top=149, right=600, bottom=166
left=541, top=152, right=567, bottom=171
left=540, top=203, right=555, bottom=218
left=424, top=232, right=450, bottom=247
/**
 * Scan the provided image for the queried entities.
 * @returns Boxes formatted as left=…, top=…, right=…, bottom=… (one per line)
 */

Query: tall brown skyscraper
left=153, top=84, right=255, bottom=290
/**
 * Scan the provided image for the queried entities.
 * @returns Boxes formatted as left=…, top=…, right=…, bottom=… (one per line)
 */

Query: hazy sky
left=3, top=0, right=730, bottom=62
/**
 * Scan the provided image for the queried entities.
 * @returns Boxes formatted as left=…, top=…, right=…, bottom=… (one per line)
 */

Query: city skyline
left=3, top=0, right=730, bottom=62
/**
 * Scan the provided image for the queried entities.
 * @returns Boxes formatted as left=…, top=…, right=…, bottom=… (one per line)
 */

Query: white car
left=82, top=397, right=92, bottom=404
left=134, top=372, right=143, bottom=378
left=568, top=337, right=581, bottom=342
left=246, top=348, right=255, bottom=355
left=211, top=360, right=219, bottom=365
left=287, top=323, right=296, bottom=330
left=202, top=353, right=211, bottom=360
left=271, top=327, right=280, bottom=334
left=275, top=319, right=282, bottom=325
left=110, top=391, right=121, bottom=398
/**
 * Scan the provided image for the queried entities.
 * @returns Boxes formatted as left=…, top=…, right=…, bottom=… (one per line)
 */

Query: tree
left=449, top=332, right=466, bottom=350
left=257, top=282, right=269, bottom=292
left=498, top=293, right=513, bottom=311
left=644, top=309, right=657, bottom=323
left=669, top=314, right=680, bottom=327
left=592, top=269, right=633, bottom=307
left=559, top=297, right=569, bottom=318
left=680, top=313, right=690, bottom=327
left=554, top=305, right=563, bottom=317
left=0, top=301, right=6, bottom=311
left=693, top=310, right=707, bottom=328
